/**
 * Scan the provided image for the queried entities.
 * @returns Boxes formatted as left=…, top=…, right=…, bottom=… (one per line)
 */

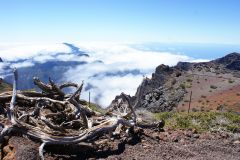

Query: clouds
left=0, top=42, right=209, bottom=107
left=0, top=43, right=71, bottom=61
left=63, top=42, right=209, bottom=107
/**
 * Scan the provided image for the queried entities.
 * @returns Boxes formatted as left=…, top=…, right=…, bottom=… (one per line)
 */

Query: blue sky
left=0, top=0, right=240, bottom=44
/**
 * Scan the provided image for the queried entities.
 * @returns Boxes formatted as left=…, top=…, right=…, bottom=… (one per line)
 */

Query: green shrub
left=228, top=79, right=235, bottom=83
left=186, top=78, right=193, bottom=82
left=154, top=112, right=240, bottom=133
left=210, top=85, right=218, bottom=89
left=179, top=83, right=186, bottom=89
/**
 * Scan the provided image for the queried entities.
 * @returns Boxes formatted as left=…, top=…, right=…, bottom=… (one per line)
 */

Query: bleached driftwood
left=0, top=68, right=164, bottom=160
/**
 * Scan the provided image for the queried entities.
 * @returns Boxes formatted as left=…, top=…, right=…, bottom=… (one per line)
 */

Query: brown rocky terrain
left=1, top=127, right=240, bottom=160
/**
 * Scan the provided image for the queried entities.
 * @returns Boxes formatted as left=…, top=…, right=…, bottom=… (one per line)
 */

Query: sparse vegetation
left=154, top=112, right=240, bottom=133
left=186, top=78, right=193, bottom=82
left=80, top=100, right=105, bottom=114
left=192, top=108, right=198, bottom=112
left=179, top=83, right=186, bottom=89
left=228, top=79, right=235, bottom=83
left=0, top=81, right=12, bottom=92
left=210, top=85, right=218, bottom=89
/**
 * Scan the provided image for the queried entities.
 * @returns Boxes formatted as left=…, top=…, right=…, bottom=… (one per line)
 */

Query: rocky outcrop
left=214, top=52, right=240, bottom=65
left=110, top=64, right=186, bottom=112
left=0, top=57, right=2, bottom=62
left=176, top=62, right=192, bottom=71
left=214, top=52, right=240, bottom=70
left=140, top=86, right=185, bottom=112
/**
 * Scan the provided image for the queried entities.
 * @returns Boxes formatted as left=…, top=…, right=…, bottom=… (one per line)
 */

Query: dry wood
left=0, top=68, right=164, bottom=160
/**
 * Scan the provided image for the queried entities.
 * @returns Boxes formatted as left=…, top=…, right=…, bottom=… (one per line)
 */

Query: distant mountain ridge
left=2, top=43, right=89, bottom=90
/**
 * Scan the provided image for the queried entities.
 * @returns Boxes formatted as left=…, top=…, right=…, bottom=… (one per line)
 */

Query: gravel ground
left=1, top=128, right=240, bottom=160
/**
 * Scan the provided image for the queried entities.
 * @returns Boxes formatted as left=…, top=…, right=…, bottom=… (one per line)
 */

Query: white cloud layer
left=0, top=43, right=71, bottom=61
left=0, top=42, right=209, bottom=107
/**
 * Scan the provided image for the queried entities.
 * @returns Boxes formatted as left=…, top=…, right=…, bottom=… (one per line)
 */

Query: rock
left=171, top=135, right=180, bottom=142
left=193, top=134, right=200, bottom=139
left=2, top=136, right=39, bottom=160
left=176, top=62, right=192, bottom=71
left=220, top=133, right=229, bottom=139
left=184, top=131, right=193, bottom=138
left=155, top=64, right=173, bottom=75
left=142, top=143, right=151, bottom=149
left=179, top=138, right=185, bottom=144
left=158, top=133, right=166, bottom=141
left=152, top=133, right=160, bottom=140
left=234, top=140, right=240, bottom=144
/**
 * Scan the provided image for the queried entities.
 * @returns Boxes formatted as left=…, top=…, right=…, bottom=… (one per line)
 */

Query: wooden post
left=188, top=91, right=192, bottom=114
left=88, top=91, right=91, bottom=107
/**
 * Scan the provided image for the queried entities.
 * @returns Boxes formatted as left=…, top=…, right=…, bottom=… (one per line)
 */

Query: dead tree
left=0, top=68, right=164, bottom=160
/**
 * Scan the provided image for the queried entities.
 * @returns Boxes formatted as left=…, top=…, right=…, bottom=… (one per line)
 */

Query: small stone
left=193, top=134, right=200, bottom=139
left=192, top=129, right=198, bottom=134
left=152, top=133, right=160, bottom=140
left=159, top=134, right=165, bottom=141
left=221, top=133, right=229, bottom=139
left=234, top=140, right=240, bottom=144
left=171, top=136, right=179, bottom=142
left=185, top=131, right=193, bottom=138
left=143, top=143, right=151, bottom=149
left=180, top=138, right=185, bottom=143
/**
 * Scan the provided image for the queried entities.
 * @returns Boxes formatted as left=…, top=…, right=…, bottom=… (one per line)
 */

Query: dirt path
left=106, top=137, right=240, bottom=160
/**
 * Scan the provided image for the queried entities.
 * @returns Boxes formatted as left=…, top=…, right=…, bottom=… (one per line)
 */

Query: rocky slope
left=110, top=52, right=240, bottom=113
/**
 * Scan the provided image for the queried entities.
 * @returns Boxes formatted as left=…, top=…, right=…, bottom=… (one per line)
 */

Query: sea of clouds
left=0, top=42, right=208, bottom=107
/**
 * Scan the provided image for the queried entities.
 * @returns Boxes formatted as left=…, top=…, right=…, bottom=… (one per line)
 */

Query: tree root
left=0, top=68, right=164, bottom=160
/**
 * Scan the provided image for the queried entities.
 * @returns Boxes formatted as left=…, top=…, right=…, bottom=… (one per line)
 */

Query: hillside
left=0, top=79, right=12, bottom=92
left=110, top=53, right=240, bottom=113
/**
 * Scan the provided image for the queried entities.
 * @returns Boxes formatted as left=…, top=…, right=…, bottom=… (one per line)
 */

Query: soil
left=1, top=128, right=240, bottom=160
left=177, top=71, right=240, bottom=113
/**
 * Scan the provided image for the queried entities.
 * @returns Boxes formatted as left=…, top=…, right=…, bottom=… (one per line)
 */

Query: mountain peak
left=214, top=52, right=240, bottom=65
left=63, top=42, right=89, bottom=57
